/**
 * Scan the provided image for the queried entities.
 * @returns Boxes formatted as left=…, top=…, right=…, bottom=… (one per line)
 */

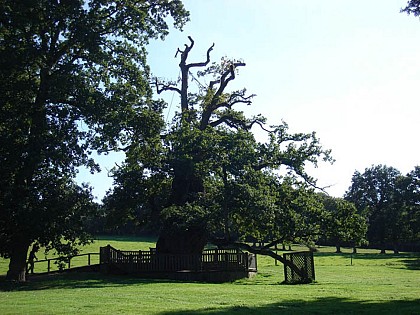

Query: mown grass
left=0, top=235, right=158, bottom=274
left=1, top=236, right=419, bottom=314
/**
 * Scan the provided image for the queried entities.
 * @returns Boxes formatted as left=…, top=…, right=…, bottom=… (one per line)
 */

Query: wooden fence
left=100, top=245, right=257, bottom=273
left=31, top=253, right=99, bottom=274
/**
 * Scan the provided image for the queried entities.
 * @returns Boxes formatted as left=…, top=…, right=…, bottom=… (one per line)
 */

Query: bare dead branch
left=209, top=116, right=229, bottom=128
left=247, top=119, right=271, bottom=132
left=174, top=48, right=182, bottom=58
left=155, top=78, right=181, bottom=95
left=175, top=36, right=194, bottom=59
left=209, top=79, right=220, bottom=89
left=229, top=93, right=255, bottom=105
left=209, top=115, right=247, bottom=130
left=214, top=62, right=246, bottom=100
left=187, top=43, right=215, bottom=69
left=211, top=97, right=253, bottom=113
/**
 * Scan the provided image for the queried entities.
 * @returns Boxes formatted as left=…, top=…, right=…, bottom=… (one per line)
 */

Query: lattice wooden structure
left=283, top=251, right=315, bottom=284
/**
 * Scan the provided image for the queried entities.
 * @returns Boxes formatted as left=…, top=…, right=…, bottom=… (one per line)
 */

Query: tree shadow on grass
left=315, top=252, right=420, bottom=269
left=315, top=251, right=418, bottom=260
left=401, top=258, right=420, bottom=270
left=0, top=272, right=180, bottom=291
left=159, top=297, right=420, bottom=315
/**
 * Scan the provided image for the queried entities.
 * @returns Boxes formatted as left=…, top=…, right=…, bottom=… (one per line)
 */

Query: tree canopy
left=402, top=0, right=420, bottom=16
left=105, top=37, right=333, bottom=257
left=0, top=0, right=189, bottom=281
left=319, top=195, right=367, bottom=253
left=345, top=165, right=419, bottom=253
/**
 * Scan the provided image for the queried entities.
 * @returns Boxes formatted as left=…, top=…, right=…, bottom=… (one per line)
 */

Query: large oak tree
left=105, top=37, right=333, bottom=258
left=0, top=0, right=189, bottom=281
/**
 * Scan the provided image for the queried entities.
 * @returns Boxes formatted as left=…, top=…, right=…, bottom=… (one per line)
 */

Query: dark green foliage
left=345, top=165, right=419, bottom=252
left=320, top=195, right=367, bottom=252
left=401, top=0, right=420, bottom=16
left=105, top=38, right=333, bottom=253
left=405, top=167, right=420, bottom=244
left=0, top=0, right=189, bottom=280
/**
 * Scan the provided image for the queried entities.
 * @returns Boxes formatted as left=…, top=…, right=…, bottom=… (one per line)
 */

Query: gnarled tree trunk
left=6, top=239, right=30, bottom=282
left=156, top=162, right=207, bottom=255
left=154, top=37, right=250, bottom=256
left=156, top=226, right=207, bottom=255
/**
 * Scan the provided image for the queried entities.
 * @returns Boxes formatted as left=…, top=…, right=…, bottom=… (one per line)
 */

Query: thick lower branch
left=233, top=242, right=307, bottom=279
left=212, top=237, right=307, bottom=279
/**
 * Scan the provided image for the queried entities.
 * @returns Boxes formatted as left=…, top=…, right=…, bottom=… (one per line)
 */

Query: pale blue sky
left=77, top=0, right=420, bottom=200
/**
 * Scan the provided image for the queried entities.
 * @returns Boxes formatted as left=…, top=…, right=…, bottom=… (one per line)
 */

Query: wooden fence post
left=245, top=252, right=249, bottom=270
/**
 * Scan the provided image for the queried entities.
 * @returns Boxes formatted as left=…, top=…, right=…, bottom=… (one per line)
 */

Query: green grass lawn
left=1, top=237, right=419, bottom=314
left=0, top=235, right=158, bottom=274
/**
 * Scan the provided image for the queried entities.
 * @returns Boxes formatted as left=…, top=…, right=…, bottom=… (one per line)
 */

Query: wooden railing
left=100, top=245, right=257, bottom=273
left=31, top=253, right=100, bottom=274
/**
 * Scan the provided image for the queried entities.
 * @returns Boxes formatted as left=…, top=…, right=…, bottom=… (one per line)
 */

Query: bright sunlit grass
left=1, top=237, right=419, bottom=314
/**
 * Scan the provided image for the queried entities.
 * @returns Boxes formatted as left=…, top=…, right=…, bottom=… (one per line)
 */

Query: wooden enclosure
left=99, top=245, right=257, bottom=282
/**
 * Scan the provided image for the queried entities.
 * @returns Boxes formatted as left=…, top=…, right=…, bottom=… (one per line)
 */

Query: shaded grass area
left=0, top=237, right=419, bottom=314
left=0, top=271, right=419, bottom=314
left=158, top=299, right=420, bottom=315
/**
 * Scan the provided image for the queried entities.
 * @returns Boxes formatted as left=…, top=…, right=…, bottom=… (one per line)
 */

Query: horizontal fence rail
left=31, top=253, right=100, bottom=274
left=100, top=245, right=257, bottom=274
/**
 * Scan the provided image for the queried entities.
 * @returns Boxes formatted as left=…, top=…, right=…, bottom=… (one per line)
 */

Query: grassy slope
left=0, top=236, right=158, bottom=274
left=0, top=237, right=419, bottom=314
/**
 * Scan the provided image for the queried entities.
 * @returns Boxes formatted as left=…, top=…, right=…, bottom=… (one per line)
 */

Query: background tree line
left=99, top=163, right=420, bottom=255
left=345, top=165, right=420, bottom=253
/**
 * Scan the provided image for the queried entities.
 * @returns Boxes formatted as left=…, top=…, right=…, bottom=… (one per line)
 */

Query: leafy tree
left=393, top=166, right=420, bottom=251
left=401, top=0, right=420, bottom=16
left=0, top=0, right=188, bottom=281
left=406, top=167, right=420, bottom=246
left=255, top=177, right=325, bottom=249
left=399, top=2, right=420, bottom=251
left=106, top=37, right=333, bottom=257
left=345, top=165, right=409, bottom=253
left=320, top=195, right=367, bottom=253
